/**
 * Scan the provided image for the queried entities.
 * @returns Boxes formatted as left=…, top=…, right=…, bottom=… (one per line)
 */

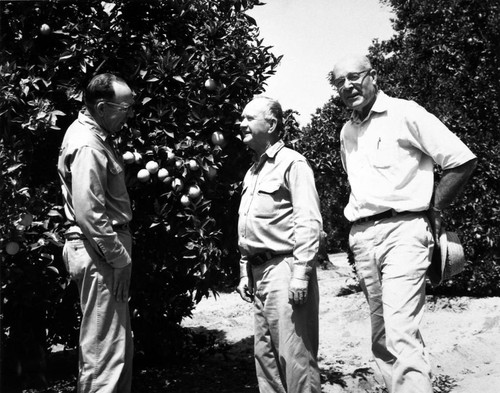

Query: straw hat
left=428, top=231, right=466, bottom=286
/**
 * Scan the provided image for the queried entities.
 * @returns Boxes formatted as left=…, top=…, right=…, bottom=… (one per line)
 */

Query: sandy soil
left=182, top=253, right=500, bottom=393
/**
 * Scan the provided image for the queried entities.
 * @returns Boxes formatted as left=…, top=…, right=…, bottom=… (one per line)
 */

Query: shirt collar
left=253, top=140, right=285, bottom=167
left=265, top=139, right=285, bottom=159
left=350, top=90, right=389, bottom=124
left=78, top=109, right=108, bottom=142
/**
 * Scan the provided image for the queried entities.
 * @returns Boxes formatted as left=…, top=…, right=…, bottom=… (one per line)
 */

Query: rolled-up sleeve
left=405, top=103, right=476, bottom=169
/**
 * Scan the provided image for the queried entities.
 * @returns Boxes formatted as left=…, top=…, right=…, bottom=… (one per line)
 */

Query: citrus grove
left=0, top=0, right=283, bottom=386
left=2, top=0, right=499, bottom=390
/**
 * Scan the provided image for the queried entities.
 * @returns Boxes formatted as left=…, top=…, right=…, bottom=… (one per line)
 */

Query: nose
left=341, top=78, right=354, bottom=90
left=240, top=118, right=248, bottom=129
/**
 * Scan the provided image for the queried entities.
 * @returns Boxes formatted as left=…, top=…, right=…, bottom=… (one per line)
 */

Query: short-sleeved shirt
left=58, top=109, right=132, bottom=268
left=238, top=140, right=323, bottom=281
left=340, top=91, right=476, bottom=222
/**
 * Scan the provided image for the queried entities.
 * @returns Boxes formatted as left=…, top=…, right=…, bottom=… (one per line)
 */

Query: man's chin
left=347, top=97, right=364, bottom=108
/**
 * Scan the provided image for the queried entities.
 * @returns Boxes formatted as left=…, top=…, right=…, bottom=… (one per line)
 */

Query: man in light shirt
left=332, top=54, right=477, bottom=393
left=58, top=73, right=135, bottom=393
left=236, top=97, right=322, bottom=393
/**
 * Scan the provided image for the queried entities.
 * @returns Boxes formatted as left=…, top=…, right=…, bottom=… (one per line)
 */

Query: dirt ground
left=182, top=253, right=500, bottom=393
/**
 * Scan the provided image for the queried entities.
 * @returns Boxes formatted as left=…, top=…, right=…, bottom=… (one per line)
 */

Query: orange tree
left=293, top=100, right=351, bottom=255
left=0, top=0, right=281, bottom=380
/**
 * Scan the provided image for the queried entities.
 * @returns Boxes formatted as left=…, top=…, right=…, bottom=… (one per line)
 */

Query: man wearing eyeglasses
left=331, top=54, right=477, bottom=393
left=58, top=73, right=135, bottom=393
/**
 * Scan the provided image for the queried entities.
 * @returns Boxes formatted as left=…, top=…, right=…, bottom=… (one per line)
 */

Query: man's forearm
left=433, top=158, right=477, bottom=209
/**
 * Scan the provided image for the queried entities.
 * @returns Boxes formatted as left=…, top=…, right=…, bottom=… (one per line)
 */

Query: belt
left=113, top=222, right=130, bottom=231
left=353, top=210, right=414, bottom=225
left=248, top=251, right=287, bottom=266
left=64, top=222, right=129, bottom=240
left=64, top=232, right=86, bottom=241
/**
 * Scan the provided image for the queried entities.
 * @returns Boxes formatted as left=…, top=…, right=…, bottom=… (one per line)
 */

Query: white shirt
left=340, top=91, right=476, bottom=222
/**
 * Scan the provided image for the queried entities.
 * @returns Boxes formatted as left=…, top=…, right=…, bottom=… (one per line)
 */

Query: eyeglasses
left=102, top=101, right=135, bottom=114
left=332, top=69, right=372, bottom=90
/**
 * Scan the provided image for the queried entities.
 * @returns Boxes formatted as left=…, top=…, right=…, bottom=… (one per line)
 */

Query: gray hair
left=252, top=96, right=284, bottom=136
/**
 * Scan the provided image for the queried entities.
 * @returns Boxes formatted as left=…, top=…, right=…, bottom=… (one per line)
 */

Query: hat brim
left=428, top=231, right=466, bottom=286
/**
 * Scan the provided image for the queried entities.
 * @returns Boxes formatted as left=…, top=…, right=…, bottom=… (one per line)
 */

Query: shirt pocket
left=372, top=139, right=400, bottom=168
left=254, top=181, right=281, bottom=218
left=108, top=156, right=123, bottom=175
left=107, top=156, right=129, bottom=200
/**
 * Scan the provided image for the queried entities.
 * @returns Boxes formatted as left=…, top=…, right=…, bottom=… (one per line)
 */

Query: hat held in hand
left=428, top=231, right=466, bottom=286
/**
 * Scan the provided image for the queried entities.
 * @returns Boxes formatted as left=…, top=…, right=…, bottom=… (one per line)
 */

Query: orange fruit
left=204, top=78, right=217, bottom=91
left=5, top=241, right=20, bottom=255
left=188, top=185, right=201, bottom=199
left=137, top=169, right=151, bottom=182
left=123, top=151, right=135, bottom=164
left=146, top=160, right=159, bottom=174
left=180, top=194, right=191, bottom=206
left=187, top=159, right=199, bottom=171
left=19, top=212, right=33, bottom=227
left=172, top=178, right=184, bottom=192
left=40, top=23, right=51, bottom=35
left=206, top=166, right=217, bottom=180
left=157, top=168, right=169, bottom=181
left=211, top=131, right=226, bottom=146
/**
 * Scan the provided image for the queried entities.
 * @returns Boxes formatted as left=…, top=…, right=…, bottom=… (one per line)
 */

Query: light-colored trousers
left=349, top=213, right=433, bottom=393
left=62, top=230, right=133, bottom=393
left=251, top=255, right=321, bottom=393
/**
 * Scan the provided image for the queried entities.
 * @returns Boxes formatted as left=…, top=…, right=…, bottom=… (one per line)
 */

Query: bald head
left=332, top=54, right=372, bottom=81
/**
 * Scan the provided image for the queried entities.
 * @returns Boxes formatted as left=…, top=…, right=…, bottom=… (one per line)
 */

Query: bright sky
left=247, top=0, right=395, bottom=125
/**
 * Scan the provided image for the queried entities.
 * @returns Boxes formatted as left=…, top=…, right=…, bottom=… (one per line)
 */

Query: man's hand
left=237, top=276, right=254, bottom=303
left=113, top=264, right=132, bottom=302
left=289, top=277, right=309, bottom=305
left=427, top=207, right=444, bottom=245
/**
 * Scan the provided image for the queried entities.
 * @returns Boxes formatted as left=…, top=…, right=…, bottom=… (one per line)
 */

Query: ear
left=95, top=101, right=106, bottom=117
left=370, top=69, right=378, bottom=85
left=268, top=117, right=278, bottom=134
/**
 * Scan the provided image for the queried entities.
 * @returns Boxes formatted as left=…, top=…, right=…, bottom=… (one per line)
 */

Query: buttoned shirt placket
left=239, top=154, right=267, bottom=243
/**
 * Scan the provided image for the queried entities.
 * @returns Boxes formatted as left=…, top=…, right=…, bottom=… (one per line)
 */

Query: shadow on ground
left=3, top=328, right=258, bottom=393
left=133, top=328, right=258, bottom=393
left=4, top=326, right=384, bottom=393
